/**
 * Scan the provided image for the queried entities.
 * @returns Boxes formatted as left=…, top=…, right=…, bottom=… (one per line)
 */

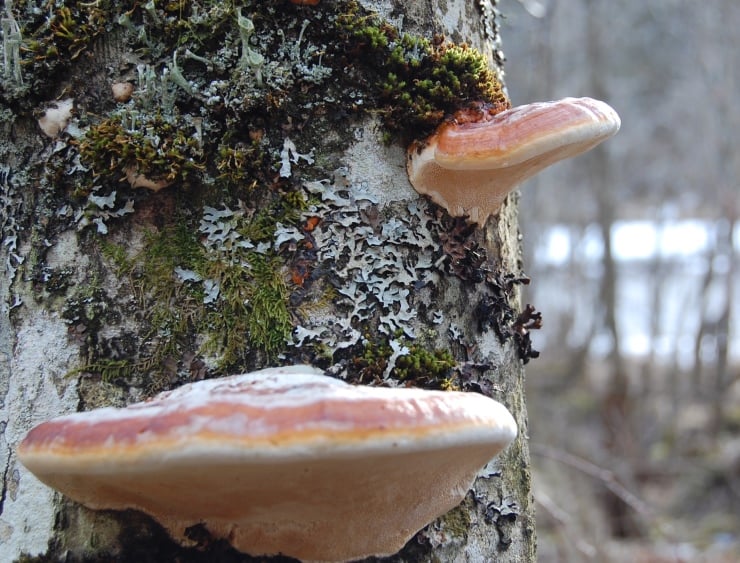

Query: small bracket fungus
left=407, top=97, right=621, bottom=226
left=111, top=81, right=134, bottom=103
left=18, top=366, right=517, bottom=562
left=37, top=98, right=74, bottom=138
left=124, top=165, right=174, bottom=191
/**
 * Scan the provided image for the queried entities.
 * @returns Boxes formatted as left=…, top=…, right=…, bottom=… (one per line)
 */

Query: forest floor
left=526, top=357, right=740, bottom=563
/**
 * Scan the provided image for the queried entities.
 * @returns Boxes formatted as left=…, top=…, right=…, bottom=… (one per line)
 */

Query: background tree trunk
left=1, top=1, right=535, bottom=561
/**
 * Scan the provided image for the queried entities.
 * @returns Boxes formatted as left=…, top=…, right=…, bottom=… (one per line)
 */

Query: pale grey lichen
left=174, top=267, right=202, bottom=283
left=291, top=168, right=443, bottom=365
left=382, top=338, right=410, bottom=379
left=193, top=203, right=281, bottom=309
left=1, top=3, right=23, bottom=86
left=273, top=223, right=305, bottom=250
left=275, top=19, right=333, bottom=85
left=77, top=191, right=135, bottom=235
left=280, top=138, right=315, bottom=178
left=165, top=51, right=194, bottom=96
left=200, top=13, right=334, bottom=110
left=236, top=9, right=264, bottom=86
left=198, top=204, right=271, bottom=264
left=134, top=63, right=184, bottom=115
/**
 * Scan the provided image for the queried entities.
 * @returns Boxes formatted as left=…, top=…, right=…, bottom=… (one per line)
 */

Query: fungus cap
left=18, top=365, right=517, bottom=562
left=407, top=97, right=621, bottom=226
left=111, top=81, right=134, bottom=103
left=125, top=165, right=173, bottom=191
left=38, top=98, right=74, bottom=138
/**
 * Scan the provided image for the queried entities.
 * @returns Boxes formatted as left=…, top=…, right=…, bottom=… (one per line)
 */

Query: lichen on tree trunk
left=1, top=1, right=536, bottom=561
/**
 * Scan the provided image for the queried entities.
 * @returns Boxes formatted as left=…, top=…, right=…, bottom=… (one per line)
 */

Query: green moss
left=352, top=333, right=457, bottom=388
left=236, top=192, right=308, bottom=244
left=135, top=226, right=204, bottom=354
left=440, top=501, right=472, bottom=540
left=67, top=358, right=135, bottom=384
left=395, top=345, right=457, bottom=386
left=97, top=237, right=133, bottom=273
left=240, top=253, right=292, bottom=357
left=78, top=113, right=204, bottom=192
left=351, top=335, right=392, bottom=381
left=95, top=200, right=300, bottom=376
left=82, top=225, right=205, bottom=386
left=336, top=2, right=509, bottom=139
left=215, top=141, right=265, bottom=192
left=199, top=252, right=291, bottom=367
left=198, top=194, right=302, bottom=365
left=138, top=223, right=204, bottom=279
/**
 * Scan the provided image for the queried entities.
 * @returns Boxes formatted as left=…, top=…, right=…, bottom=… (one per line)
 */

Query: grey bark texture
left=0, top=1, right=536, bottom=561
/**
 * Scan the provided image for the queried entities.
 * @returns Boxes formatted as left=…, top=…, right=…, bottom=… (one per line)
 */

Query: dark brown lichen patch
left=511, top=304, right=542, bottom=362
left=484, top=496, right=520, bottom=550
left=475, top=272, right=541, bottom=364
left=438, top=216, right=488, bottom=282
left=431, top=210, right=542, bottom=364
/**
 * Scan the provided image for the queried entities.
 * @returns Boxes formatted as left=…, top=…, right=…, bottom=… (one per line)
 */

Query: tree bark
left=1, top=1, right=535, bottom=561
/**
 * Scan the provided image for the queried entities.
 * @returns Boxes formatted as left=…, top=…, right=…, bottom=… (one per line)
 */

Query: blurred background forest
left=502, top=0, right=739, bottom=561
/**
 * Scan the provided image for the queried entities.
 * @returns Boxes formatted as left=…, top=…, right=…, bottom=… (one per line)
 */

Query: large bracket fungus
left=18, top=366, right=517, bottom=562
left=407, top=97, right=621, bottom=226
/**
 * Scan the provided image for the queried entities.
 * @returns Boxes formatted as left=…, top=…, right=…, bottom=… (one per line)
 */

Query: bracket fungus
left=407, top=97, right=621, bottom=226
left=18, top=365, right=517, bottom=562
left=37, top=98, right=74, bottom=138
left=124, top=165, right=174, bottom=191
left=111, top=81, right=135, bottom=103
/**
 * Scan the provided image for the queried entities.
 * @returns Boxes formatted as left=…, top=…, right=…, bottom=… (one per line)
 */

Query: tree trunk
left=1, top=1, right=535, bottom=561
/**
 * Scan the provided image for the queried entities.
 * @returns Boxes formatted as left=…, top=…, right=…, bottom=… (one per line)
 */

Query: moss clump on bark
left=78, top=114, right=205, bottom=190
left=350, top=333, right=457, bottom=388
left=336, top=1, right=510, bottom=140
